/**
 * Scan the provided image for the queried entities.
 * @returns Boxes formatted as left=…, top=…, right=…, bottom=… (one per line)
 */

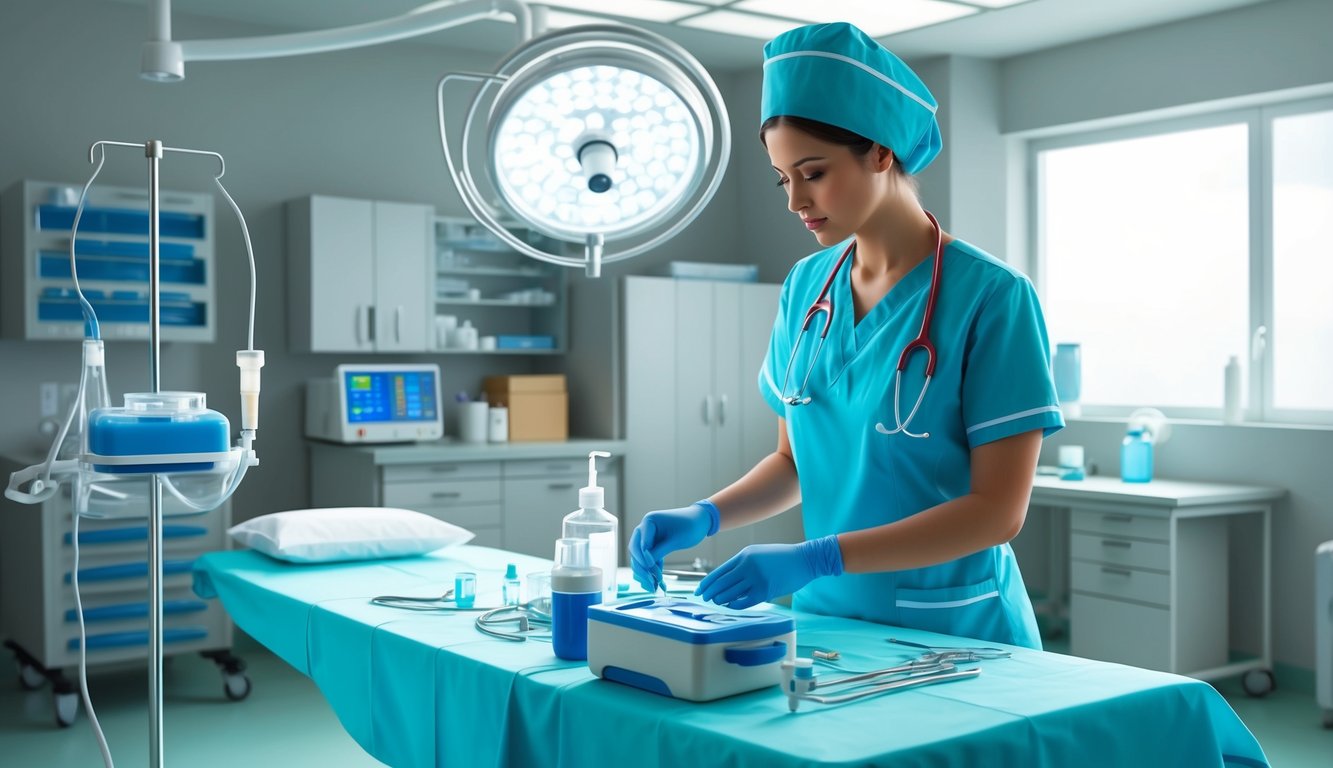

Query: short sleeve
left=757, top=272, right=797, bottom=416
left=961, top=275, right=1064, bottom=448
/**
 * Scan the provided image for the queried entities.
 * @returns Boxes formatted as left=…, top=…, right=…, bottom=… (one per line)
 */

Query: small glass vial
left=1120, top=428, right=1153, bottom=483
left=454, top=572, right=477, bottom=609
left=502, top=563, right=521, bottom=607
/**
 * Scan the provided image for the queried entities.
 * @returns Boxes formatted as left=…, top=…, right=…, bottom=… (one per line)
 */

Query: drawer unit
left=1071, top=592, right=1170, bottom=671
left=1070, top=509, right=1168, bottom=541
left=383, top=461, right=501, bottom=484
left=416, top=503, right=503, bottom=531
left=383, top=477, right=501, bottom=509
left=505, top=458, right=585, bottom=478
left=1070, top=532, right=1170, bottom=572
left=502, top=475, right=581, bottom=558
left=1071, top=560, right=1170, bottom=607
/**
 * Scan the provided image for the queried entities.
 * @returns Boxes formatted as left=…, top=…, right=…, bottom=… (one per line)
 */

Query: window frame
left=1026, top=97, right=1333, bottom=427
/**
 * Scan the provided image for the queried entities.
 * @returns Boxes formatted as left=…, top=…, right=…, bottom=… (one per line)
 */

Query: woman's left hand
left=695, top=535, right=844, bottom=610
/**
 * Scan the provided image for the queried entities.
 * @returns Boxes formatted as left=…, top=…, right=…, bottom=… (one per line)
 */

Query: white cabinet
left=1022, top=476, right=1282, bottom=682
left=308, top=442, right=623, bottom=559
left=287, top=196, right=432, bottom=353
left=619, top=277, right=802, bottom=568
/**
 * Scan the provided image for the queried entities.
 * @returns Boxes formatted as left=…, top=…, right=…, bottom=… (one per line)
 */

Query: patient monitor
left=306, top=364, right=443, bottom=443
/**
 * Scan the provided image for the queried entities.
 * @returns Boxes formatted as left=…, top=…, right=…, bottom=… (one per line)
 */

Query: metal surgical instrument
left=887, top=637, right=1013, bottom=663
left=781, top=657, right=980, bottom=712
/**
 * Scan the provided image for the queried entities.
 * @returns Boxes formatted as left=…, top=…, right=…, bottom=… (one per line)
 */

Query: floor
left=1, top=633, right=1330, bottom=767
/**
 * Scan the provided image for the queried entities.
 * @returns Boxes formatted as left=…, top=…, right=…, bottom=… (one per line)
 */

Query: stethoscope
left=371, top=590, right=552, bottom=642
left=778, top=210, right=943, bottom=439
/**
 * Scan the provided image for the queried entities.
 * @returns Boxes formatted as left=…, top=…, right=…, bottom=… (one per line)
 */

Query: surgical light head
left=441, top=23, right=730, bottom=277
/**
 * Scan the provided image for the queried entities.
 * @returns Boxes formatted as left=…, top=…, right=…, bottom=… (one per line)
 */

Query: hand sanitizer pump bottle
left=561, top=451, right=618, bottom=603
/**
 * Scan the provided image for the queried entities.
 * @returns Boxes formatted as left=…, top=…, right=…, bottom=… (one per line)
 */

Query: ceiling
left=116, top=0, right=1276, bottom=71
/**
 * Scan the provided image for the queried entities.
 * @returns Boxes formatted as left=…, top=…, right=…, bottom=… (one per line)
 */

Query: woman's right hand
left=628, top=502, right=719, bottom=592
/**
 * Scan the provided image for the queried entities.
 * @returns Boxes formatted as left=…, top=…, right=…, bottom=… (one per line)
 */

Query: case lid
left=588, top=598, right=793, bottom=645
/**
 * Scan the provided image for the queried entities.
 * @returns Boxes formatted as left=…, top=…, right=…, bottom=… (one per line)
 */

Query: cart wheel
left=223, top=673, right=252, bottom=702
left=1241, top=669, right=1275, bottom=698
left=18, top=663, right=46, bottom=691
left=53, top=691, right=79, bottom=728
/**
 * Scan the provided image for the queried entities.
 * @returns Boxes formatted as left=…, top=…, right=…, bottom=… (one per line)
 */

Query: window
left=1030, top=97, right=1333, bottom=425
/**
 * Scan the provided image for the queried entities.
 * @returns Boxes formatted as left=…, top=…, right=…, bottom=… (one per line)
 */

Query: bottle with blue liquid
left=550, top=537, right=602, bottom=661
left=1120, top=428, right=1153, bottom=483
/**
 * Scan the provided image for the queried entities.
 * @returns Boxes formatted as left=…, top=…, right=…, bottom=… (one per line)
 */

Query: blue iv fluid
left=1120, top=429, right=1153, bottom=483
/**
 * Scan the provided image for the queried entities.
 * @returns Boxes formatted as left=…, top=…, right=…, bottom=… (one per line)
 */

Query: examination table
left=193, top=546, right=1267, bottom=768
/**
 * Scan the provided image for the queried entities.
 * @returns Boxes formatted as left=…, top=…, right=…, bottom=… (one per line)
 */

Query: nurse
left=627, top=22, right=1064, bottom=648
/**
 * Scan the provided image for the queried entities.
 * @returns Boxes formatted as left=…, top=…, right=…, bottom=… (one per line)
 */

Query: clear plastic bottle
left=502, top=563, right=521, bottom=606
left=1120, top=428, right=1153, bottom=483
left=561, top=451, right=618, bottom=603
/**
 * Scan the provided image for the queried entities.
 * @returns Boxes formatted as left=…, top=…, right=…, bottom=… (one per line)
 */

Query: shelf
left=436, top=266, right=552, bottom=278
left=435, top=298, right=556, bottom=307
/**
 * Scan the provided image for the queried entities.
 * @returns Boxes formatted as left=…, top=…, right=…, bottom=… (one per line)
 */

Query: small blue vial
left=503, top=563, right=521, bottom=607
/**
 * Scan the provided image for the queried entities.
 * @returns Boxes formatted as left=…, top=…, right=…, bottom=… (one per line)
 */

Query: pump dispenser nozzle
left=580, top=450, right=611, bottom=509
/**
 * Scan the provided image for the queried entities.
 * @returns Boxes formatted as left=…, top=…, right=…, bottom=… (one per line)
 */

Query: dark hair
left=760, top=115, right=917, bottom=191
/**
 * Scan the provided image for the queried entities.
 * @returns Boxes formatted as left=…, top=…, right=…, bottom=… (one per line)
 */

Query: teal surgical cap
left=761, top=22, right=941, bottom=175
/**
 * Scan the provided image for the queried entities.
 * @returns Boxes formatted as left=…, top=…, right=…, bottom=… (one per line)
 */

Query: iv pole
left=89, top=139, right=233, bottom=768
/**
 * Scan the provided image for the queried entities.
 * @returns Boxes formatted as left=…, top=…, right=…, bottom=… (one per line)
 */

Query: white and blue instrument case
left=586, top=597, right=795, bottom=702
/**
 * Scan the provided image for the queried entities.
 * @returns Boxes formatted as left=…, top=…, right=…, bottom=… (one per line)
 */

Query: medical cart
left=0, top=454, right=245, bottom=727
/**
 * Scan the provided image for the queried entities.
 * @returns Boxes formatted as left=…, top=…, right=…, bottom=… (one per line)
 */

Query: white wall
left=1000, top=0, right=1333, bottom=676
left=725, top=0, right=1333, bottom=676
left=0, top=0, right=740, bottom=521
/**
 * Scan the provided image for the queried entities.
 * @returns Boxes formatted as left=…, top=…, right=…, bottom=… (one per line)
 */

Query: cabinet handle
left=431, top=491, right=462, bottom=499
left=702, top=395, right=713, bottom=425
left=546, top=464, right=574, bottom=472
left=355, top=306, right=365, bottom=344
left=430, top=466, right=458, bottom=473
left=547, top=482, right=574, bottom=491
left=367, top=305, right=377, bottom=342
left=718, top=394, right=728, bottom=426
left=395, top=305, right=403, bottom=343
left=1100, top=566, right=1133, bottom=577
left=1101, top=513, right=1133, bottom=523
left=1100, top=539, right=1132, bottom=549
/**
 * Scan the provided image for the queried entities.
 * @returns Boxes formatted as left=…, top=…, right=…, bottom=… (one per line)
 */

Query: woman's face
left=765, top=123, right=889, bottom=248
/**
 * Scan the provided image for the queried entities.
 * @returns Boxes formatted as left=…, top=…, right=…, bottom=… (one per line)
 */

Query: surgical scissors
left=887, top=637, right=1012, bottom=663
left=781, top=657, right=980, bottom=711
left=778, top=212, right=944, bottom=440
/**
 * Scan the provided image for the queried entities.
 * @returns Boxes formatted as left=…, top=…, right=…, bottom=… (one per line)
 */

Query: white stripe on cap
left=764, top=50, right=936, bottom=114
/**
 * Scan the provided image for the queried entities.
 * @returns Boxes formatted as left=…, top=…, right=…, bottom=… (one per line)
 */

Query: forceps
left=887, top=637, right=1012, bottom=663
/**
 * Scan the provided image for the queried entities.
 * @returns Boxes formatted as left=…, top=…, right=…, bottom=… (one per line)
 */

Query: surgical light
left=440, top=22, right=730, bottom=276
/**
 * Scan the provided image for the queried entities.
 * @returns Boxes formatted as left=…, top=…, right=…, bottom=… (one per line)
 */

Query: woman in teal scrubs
left=628, top=22, right=1063, bottom=648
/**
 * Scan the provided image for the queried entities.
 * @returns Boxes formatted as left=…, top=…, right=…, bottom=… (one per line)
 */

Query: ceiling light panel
left=678, top=10, right=802, bottom=39
left=732, top=0, right=978, bottom=37
left=544, top=0, right=703, bottom=23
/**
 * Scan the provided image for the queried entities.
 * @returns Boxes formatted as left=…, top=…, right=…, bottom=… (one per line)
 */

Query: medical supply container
left=87, top=392, right=230, bottom=474
left=561, top=451, right=618, bottom=602
left=1224, top=356, right=1242, bottom=424
left=503, top=563, right=521, bottom=606
left=482, top=375, right=567, bottom=442
left=551, top=538, right=601, bottom=661
left=1120, top=428, right=1153, bottom=483
left=587, top=598, right=795, bottom=702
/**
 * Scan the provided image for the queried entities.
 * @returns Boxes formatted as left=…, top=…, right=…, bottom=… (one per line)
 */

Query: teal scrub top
left=759, top=237, right=1064, bottom=649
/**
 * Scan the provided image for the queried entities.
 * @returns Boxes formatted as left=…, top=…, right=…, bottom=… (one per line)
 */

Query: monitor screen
left=344, top=370, right=438, bottom=423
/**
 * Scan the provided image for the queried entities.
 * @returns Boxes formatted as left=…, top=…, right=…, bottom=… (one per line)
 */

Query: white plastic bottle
left=561, top=450, right=618, bottom=603
left=1224, top=356, right=1242, bottom=424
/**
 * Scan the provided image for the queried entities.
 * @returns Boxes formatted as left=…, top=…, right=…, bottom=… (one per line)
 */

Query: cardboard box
left=483, top=375, right=568, bottom=442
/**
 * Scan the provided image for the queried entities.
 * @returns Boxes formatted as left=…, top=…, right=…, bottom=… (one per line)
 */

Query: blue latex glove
left=628, top=501, right=720, bottom=592
left=695, top=535, right=844, bottom=610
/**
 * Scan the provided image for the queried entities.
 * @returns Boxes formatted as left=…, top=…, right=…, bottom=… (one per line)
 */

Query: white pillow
left=228, top=507, right=474, bottom=564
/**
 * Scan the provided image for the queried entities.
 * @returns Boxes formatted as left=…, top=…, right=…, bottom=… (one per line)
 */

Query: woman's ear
left=870, top=145, right=895, bottom=173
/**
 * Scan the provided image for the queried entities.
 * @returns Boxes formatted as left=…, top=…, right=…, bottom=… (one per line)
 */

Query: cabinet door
left=502, top=475, right=579, bottom=558
left=673, top=280, right=718, bottom=566
left=373, top=201, right=431, bottom=352
left=740, top=283, right=804, bottom=548
left=623, top=278, right=679, bottom=532
left=708, top=282, right=753, bottom=563
left=308, top=197, right=374, bottom=352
